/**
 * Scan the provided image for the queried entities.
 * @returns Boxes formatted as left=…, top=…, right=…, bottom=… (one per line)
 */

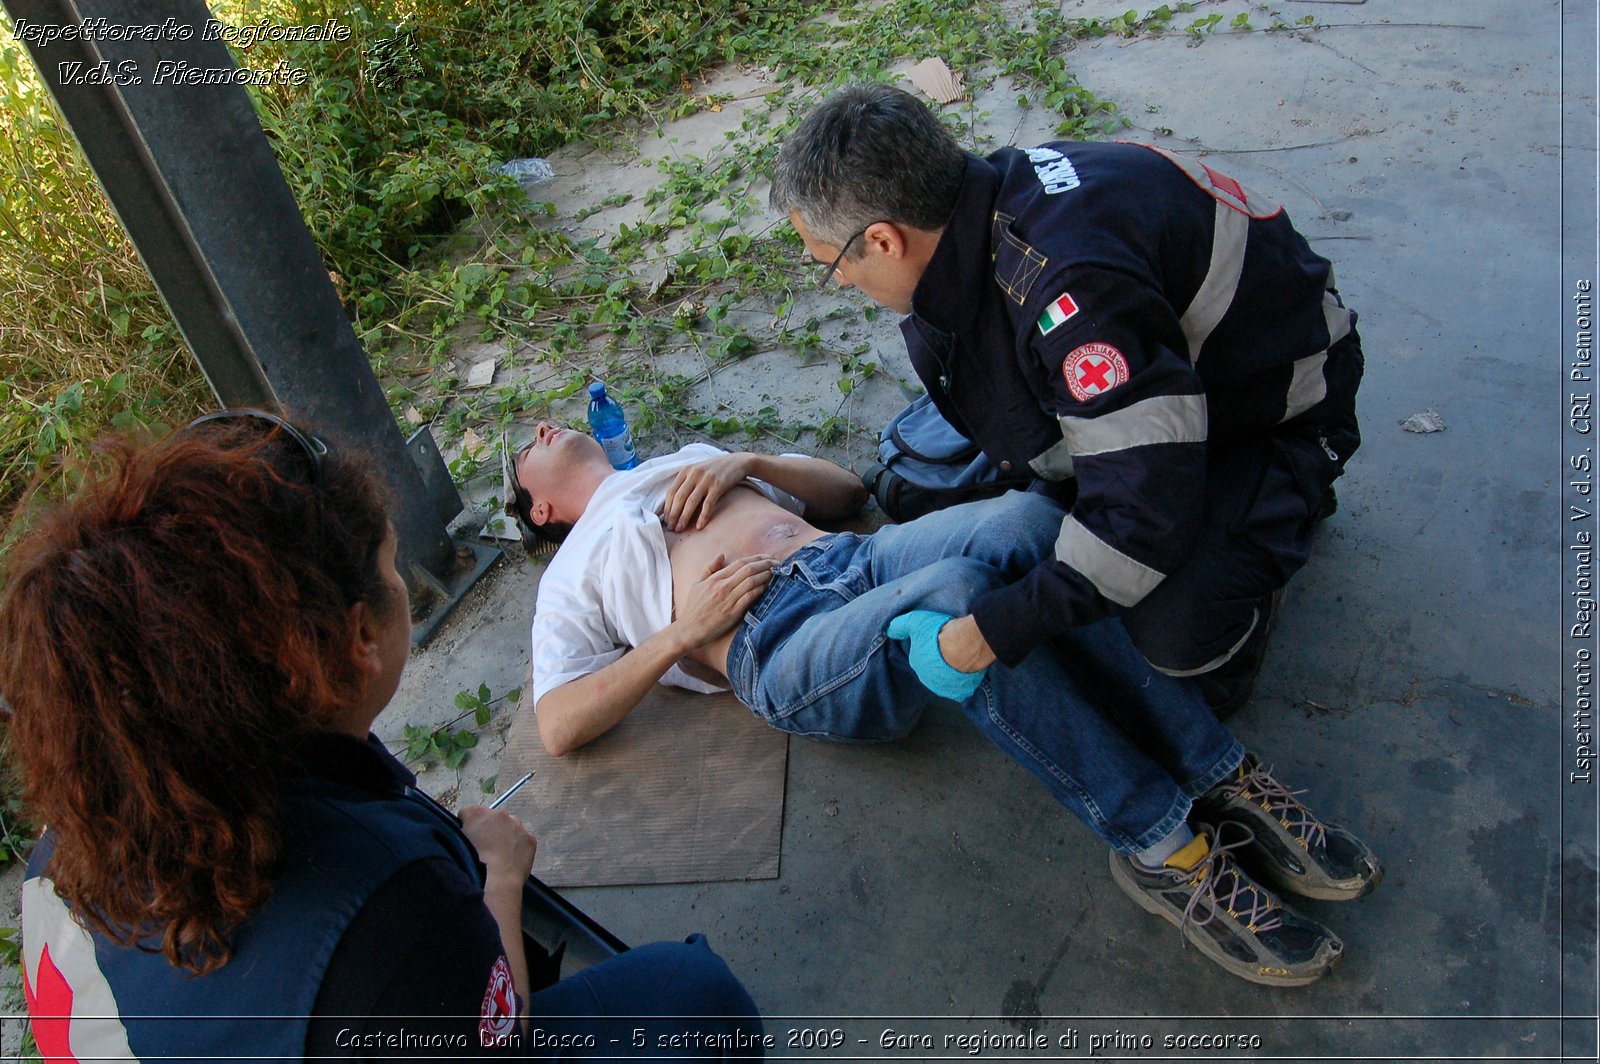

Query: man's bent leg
left=858, top=490, right=1063, bottom=585
left=969, top=620, right=1243, bottom=852
left=730, top=540, right=1238, bottom=852
left=1043, top=619, right=1246, bottom=798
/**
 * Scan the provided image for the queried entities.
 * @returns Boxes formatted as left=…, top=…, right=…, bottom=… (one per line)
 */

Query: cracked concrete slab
left=348, top=1, right=1600, bottom=1056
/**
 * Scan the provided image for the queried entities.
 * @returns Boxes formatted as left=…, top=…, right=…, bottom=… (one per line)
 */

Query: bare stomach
left=665, top=485, right=825, bottom=680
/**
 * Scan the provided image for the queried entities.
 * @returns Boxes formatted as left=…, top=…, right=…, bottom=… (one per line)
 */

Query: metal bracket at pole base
left=408, top=539, right=502, bottom=647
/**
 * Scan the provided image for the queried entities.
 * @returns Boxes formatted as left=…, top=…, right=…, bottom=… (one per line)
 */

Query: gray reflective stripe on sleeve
left=1178, top=202, right=1248, bottom=363
left=1055, top=515, right=1167, bottom=607
left=1278, top=292, right=1353, bottom=423
left=1323, top=288, right=1354, bottom=347
left=1059, top=393, right=1208, bottom=457
left=1029, top=438, right=1075, bottom=480
left=1281, top=352, right=1328, bottom=423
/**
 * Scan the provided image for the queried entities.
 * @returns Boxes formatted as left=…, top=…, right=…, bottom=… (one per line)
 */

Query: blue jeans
left=725, top=492, right=1243, bottom=854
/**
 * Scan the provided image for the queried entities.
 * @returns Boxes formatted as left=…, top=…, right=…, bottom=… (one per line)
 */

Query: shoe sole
left=1260, top=857, right=1385, bottom=902
left=1212, top=815, right=1386, bottom=902
left=1109, top=853, right=1342, bottom=988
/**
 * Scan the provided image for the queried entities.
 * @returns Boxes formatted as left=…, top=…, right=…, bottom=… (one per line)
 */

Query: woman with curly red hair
left=1, top=411, right=762, bottom=1060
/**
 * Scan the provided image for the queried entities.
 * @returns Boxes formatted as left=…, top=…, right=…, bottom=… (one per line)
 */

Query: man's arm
left=964, top=269, right=1209, bottom=666
left=534, top=553, right=773, bottom=756
left=662, top=452, right=866, bottom=532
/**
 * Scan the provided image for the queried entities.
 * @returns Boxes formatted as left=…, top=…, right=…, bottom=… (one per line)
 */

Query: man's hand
left=936, top=613, right=998, bottom=673
left=886, top=610, right=991, bottom=702
left=662, top=454, right=754, bottom=531
left=675, top=552, right=775, bottom=647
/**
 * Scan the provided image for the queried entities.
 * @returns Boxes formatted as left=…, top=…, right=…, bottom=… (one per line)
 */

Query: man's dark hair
left=507, top=468, right=572, bottom=547
left=769, top=84, right=967, bottom=253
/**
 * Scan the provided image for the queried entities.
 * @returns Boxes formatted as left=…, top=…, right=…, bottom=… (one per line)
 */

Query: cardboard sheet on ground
left=499, top=673, right=788, bottom=887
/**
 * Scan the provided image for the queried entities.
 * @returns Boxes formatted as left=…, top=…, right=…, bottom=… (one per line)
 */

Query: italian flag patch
left=1037, top=292, right=1080, bottom=336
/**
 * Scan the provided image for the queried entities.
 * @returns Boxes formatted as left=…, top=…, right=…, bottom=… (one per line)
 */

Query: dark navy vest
left=23, top=773, right=481, bottom=1062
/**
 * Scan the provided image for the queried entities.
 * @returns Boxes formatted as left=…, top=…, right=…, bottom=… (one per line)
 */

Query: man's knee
left=1123, top=591, right=1265, bottom=677
left=954, top=490, right=1064, bottom=565
left=889, top=556, right=1006, bottom=617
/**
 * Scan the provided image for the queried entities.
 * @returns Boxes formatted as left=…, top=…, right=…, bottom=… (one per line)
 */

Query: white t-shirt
left=529, top=444, right=805, bottom=705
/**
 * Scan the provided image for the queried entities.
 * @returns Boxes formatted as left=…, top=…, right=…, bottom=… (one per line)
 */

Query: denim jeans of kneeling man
left=724, top=492, right=1244, bottom=854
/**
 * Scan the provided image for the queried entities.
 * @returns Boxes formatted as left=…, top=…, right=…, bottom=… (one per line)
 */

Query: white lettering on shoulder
left=1026, top=148, right=1080, bottom=194
left=1038, top=158, right=1080, bottom=194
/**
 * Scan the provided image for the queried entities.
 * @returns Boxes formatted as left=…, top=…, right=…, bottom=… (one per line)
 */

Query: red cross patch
left=479, top=954, right=519, bottom=1045
left=1063, top=342, right=1130, bottom=402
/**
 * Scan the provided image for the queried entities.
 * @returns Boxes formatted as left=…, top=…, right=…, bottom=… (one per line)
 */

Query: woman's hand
left=661, top=454, right=754, bottom=531
left=459, top=805, right=537, bottom=891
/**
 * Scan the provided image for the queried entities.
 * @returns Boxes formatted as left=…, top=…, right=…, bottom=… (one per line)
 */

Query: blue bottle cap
left=588, top=381, right=606, bottom=399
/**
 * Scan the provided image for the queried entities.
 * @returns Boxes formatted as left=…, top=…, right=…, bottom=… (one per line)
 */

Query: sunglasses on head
left=182, top=408, right=329, bottom=485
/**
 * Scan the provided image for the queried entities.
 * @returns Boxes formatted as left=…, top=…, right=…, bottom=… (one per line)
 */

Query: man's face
left=514, top=421, right=600, bottom=526
left=791, top=211, right=925, bottom=315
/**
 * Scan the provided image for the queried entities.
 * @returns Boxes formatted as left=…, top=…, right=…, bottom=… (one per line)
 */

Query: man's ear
left=528, top=498, right=554, bottom=527
left=863, top=221, right=909, bottom=260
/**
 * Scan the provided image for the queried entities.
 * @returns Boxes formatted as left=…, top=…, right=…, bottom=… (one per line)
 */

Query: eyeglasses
left=813, top=222, right=881, bottom=289
left=182, top=408, right=328, bottom=485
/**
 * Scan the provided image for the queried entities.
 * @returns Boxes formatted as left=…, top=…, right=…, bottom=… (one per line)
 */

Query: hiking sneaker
left=1194, top=753, right=1383, bottom=901
left=1109, top=826, right=1344, bottom=987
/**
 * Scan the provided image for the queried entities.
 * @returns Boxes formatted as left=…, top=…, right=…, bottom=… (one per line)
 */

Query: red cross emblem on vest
left=1063, top=342, right=1130, bottom=402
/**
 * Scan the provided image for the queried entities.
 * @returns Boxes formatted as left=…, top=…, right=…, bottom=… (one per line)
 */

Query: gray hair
left=769, top=84, right=967, bottom=254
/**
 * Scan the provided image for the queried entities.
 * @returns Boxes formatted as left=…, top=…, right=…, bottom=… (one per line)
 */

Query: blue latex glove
left=886, top=609, right=988, bottom=702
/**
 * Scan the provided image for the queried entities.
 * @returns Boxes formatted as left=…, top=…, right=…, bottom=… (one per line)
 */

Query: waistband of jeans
left=727, top=532, right=855, bottom=703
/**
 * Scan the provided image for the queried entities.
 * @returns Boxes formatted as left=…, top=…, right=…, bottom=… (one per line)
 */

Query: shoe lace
left=1177, top=825, right=1283, bottom=937
left=1218, top=758, right=1327, bottom=853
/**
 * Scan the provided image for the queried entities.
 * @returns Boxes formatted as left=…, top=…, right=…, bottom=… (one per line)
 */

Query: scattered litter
left=402, top=404, right=424, bottom=427
left=499, top=157, right=555, bottom=194
left=675, top=298, right=706, bottom=325
left=465, top=358, right=497, bottom=389
left=646, top=262, right=675, bottom=300
left=1400, top=408, right=1446, bottom=434
left=906, top=57, right=965, bottom=104
left=482, top=510, right=521, bottom=543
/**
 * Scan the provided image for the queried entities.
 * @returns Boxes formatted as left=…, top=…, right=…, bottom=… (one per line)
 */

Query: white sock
left=1134, top=825, right=1195, bottom=869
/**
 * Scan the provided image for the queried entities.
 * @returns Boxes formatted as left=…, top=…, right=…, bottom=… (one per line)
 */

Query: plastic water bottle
left=586, top=381, right=639, bottom=470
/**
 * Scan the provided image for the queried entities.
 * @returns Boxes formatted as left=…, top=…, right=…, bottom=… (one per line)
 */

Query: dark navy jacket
left=22, top=736, right=486, bottom=1062
left=903, top=142, right=1362, bottom=664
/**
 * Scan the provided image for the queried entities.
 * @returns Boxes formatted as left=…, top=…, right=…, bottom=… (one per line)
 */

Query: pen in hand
left=488, top=771, right=535, bottom=810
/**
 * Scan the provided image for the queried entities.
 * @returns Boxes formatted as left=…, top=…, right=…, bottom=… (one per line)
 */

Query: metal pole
left=3, top=0, right=496, bottom=641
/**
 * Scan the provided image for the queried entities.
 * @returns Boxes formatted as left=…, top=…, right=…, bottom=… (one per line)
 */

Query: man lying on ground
left=509, top=425, right=1382, bottom=986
